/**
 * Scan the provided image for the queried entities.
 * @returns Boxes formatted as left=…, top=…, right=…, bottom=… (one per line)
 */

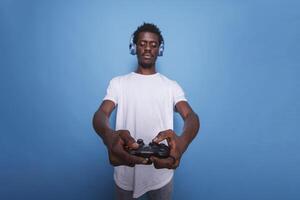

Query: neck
left=135, top=66, right=156, bottom=75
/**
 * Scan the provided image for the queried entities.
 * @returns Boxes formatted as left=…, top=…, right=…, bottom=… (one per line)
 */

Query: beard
left=138, top=55, right=157, bottom=69
left=139, top=61, right=154, bottom=69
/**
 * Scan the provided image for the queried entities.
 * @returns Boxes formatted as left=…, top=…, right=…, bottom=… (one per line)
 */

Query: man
left=93, top=23, right=200, bottom=200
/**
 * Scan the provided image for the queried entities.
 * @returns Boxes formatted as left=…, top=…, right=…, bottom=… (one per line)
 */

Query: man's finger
left=108, top=154, right=124, bottom=166
left=153, top=130, right=173, bottom=143
left=114, top=146, right=148, bottom=166
left=126, top=154, right=150, bottom=166
left=150, top=156, right=174, bottom=169
left=118, top=130, right=139, bottom=149
left=110, top=150, right=147, bottom=167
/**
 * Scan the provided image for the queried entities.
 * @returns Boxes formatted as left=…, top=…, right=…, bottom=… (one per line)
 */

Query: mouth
left=142, top=53, right=153, bottom=59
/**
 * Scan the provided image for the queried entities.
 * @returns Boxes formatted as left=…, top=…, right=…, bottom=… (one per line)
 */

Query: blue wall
left=1, top=0, right=299, bottom=199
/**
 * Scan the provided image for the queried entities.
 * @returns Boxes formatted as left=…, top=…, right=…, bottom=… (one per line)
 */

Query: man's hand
left=149, top=101, right=200, bottom=169
left=105, top=130, right=149, bottom=167
left=150, top=129, right=187, bottom=169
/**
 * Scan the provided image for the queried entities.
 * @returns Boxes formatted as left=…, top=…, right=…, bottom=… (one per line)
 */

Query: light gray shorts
left=115, top=178, right=173, bottom=200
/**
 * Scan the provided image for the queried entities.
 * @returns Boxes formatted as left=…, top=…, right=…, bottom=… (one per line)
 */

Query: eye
left=139, top=41, right=146, bottom=47
left=150, top=42, right=158, bottom=48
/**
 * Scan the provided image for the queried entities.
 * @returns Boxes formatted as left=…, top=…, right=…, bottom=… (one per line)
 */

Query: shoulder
left=157, top=73, right=183, bottom=89
left=109, top=73, right=133, bottom=84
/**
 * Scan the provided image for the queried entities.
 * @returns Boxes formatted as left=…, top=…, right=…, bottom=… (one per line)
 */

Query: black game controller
left=127, top=139, right=170, bottom=158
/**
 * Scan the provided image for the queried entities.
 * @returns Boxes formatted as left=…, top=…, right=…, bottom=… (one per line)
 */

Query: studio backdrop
left=1, top=0, right=299, bottom=200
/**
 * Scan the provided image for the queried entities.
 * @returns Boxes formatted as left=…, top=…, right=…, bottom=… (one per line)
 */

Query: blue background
left=1, top=0, right=299, bottom=199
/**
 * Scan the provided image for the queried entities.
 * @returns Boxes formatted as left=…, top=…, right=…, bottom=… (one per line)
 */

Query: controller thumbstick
left=149, top=142, right=155, bottom=146
left=137, top=139, right=144, bottom=145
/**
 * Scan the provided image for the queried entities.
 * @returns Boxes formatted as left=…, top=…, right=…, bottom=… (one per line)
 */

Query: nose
left=144, top=43, right=151, bottom=51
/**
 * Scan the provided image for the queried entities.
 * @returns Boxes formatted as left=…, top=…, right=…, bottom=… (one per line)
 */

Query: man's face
left=136, top=32, right=160, bottom=69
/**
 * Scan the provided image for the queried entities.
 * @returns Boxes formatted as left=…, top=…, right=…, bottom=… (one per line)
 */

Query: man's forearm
left=180, top=112, right=200, bottom=151
left=93, top=110, right=114, bottom=146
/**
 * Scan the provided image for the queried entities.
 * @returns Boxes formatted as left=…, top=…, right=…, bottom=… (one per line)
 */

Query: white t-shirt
left=103, top=72, right=187, bottom=198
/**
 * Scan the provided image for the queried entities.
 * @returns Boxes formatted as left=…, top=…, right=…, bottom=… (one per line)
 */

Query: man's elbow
left=192, top=112, right=200, bottom=133
left=92, top=110, right=101, bottom=133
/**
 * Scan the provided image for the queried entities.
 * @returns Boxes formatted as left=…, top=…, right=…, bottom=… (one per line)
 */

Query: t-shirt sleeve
left=172, top=81, right=187, bottom=107
left=103, top=78, right=119, bottom=105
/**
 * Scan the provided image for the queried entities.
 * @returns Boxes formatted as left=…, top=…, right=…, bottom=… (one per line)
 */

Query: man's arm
left=93, top=100, right=115, bottom=145
left=93, top=100, right=148, bottom=166
left=175, top=101, right=200, bottom=152
left=150, top=101, right=200, bottom=169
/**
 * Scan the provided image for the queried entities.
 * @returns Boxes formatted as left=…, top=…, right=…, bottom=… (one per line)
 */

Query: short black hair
left=133, top=22, right=164, bottom=45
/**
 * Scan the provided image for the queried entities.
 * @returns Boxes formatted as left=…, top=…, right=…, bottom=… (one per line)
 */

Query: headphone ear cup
left=129, top=43, right=136, bottom=55
left=158, top=41, right=164, bottom=56
left=129, top=35, right=136, bottom=55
